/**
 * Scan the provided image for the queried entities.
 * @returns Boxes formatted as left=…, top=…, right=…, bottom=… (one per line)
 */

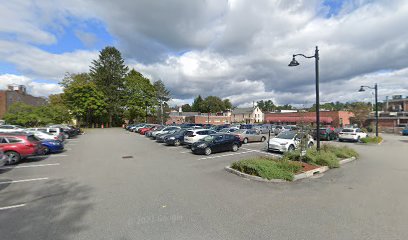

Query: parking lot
left=1, top=128, right=408, bottom=240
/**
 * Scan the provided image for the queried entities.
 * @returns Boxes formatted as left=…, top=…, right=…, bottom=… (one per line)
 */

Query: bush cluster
left=231, top=157, right=302, bottom=181
left=283, top=144, right=358, bottom=169
left=360, top=136, right=383, bottom=144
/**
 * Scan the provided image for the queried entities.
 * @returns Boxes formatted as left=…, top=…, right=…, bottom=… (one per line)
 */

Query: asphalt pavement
left=1, top=129, right=407, bottom=240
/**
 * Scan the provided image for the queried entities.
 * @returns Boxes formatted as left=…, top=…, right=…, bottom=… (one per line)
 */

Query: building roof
left=232, top=107, right=254, bottom=114
left=169, top=112, right=199, bottom=117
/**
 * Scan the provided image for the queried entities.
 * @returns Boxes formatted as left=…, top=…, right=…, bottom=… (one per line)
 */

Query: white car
left=151, top=126, right=181, bottom=138
left=27, top=128, right=65, bottom=141
left=184, top=129, right=217, bottom=146
left=338, top=128, right=367, bottom=142
left=0, top=125, right=25, bottom=133
left=268, top=131, right=314, bottom=152
left=25, top=130, right=59, bottom=141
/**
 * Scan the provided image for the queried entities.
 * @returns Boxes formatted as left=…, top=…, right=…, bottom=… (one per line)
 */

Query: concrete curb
left=224, top=166, right=288, bottom=183
left=225, top=156, right=357, bottom=182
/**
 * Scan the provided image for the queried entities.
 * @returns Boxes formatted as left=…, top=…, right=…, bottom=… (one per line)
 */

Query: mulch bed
left=297, top=162, right=320, bottom=173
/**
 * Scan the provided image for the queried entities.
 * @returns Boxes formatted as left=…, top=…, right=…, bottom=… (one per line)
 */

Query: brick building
left=385, top=95, right=408, bottom=112
left=264, top=111, right=354, bottom=127
left=184, top=115, right=231, bottom=125
left=0, top=84, right=47, bottom=119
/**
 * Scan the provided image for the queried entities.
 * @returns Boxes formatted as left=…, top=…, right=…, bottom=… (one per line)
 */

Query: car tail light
left=54, top=136, right=58, bottom=140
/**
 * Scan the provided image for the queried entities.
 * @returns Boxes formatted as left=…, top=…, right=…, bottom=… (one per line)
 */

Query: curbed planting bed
left=225, top=145, right=359, bottom=182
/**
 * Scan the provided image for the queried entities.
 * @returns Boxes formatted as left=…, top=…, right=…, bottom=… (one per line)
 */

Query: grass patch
left=283, top=144, right=358, bottom=168
left=360, top=136, right=383, bottom=144
left=230, top=156, right=302, bottom=181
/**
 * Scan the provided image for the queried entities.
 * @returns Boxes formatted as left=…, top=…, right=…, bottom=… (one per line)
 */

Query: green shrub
left=282, top=144, right=358, bottom=168
left=360, top=136, right=383, bottom=144
left=231, top=157, right=302, bottom=181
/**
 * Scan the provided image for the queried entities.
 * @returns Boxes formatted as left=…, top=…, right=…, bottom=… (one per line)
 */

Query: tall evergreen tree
left=153, top=80, right=171, bottom=124
left=192, top=95, right=204, bottom=112
left=90, top=46, right=128, bottom=126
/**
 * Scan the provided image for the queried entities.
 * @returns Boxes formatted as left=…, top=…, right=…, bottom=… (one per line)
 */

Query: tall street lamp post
left=358, top=84, right=379, bottom=137
left=288, top=46, right=321, bottom=151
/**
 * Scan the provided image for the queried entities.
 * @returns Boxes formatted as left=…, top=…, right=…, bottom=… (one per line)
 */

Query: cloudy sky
left=1, top=0, right=407, bottom=107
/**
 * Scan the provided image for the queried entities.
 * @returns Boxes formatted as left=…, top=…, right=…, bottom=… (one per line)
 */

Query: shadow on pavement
left=0, top=179, right=93, bottom=240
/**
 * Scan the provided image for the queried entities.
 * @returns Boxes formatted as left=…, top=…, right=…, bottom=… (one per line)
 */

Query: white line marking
left=0, top=204, right=26, bottom=211
left=180, top=151, right=191, bottom=153
left=198, top=150, right=257, bottom=160
left=48, top=154, right=68, bottom=157
left=0, top=163, right=60, bottom=170
left=0, top=177, right=49, bottom=185
left=241, top=148, right=282, bottom=157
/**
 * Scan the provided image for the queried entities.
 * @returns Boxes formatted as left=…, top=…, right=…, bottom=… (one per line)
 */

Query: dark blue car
left=41, top=140, right=64, bottom=154
left=164, top=129, right=189, bottom=146
left=191, top=133, right=242, bottom=155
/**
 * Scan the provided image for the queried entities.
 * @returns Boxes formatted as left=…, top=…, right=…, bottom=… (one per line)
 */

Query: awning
left=266, top=116, right=333, bottom=123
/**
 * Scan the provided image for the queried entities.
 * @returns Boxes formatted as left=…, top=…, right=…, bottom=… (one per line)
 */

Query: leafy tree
left=257, top=100, right=276, bottom=112
left=62, top=73, right=107, bottom=127
left=123, top=69, right=157, bottom=122
left=153, top=80, right=171, bottom=124
left=90, top=46, right=129, bottom=126
left=349, top=102, right=371, bottom=127
left=223, top=99, right=232, bottom=110
left=192, top=95, right=204, bottom=112
left=181, top=104, right=192, bottom=112
left=200, top=96, right=226, bottom=113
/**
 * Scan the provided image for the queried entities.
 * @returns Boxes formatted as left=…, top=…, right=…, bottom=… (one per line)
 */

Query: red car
left=138, top=125, right=157, bottom=135
left=0, top=134, right=44, bottom=164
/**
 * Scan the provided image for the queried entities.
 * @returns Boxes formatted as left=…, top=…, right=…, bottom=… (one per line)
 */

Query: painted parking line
left=180, top=151, right=191, bottom=153
left=0, top=204, right=26, bottom=211
left=198, top=150, right=257, bottom=160
left=0, top=177, right=49, bottom=185
left=241, top=148, right=282, bottom=158
left=0, top=163, right=60, bottom=170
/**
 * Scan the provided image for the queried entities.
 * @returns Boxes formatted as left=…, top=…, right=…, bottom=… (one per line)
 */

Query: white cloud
left=1, top=0, right=408, bottom=107
left=0, top=74, right=63, bottom=97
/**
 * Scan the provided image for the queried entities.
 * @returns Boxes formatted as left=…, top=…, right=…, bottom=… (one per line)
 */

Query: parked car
left=0, top=125, right=25, bottom=133
left=234, top=129, right=268, bottom=144
left=156, top=130, right=179, bottom=142
left=128, top=123, right=144, bottom=132
left=191, top=134, right=242, bottom=155
left=25, top=130, right=61, bottom=141
left=150, top=126, right=181, bottom=139
left=0, top=149, right=6, bottom=167
left=180, top=123, right=202, bottom=129
left=218, top=127, right=239, bottom=133
left=402, top=126, right=408, bottom=136
left=48, top=125, right=78, bottom=138
left=312, top=128, right=338, bottom=141
left=268, top=131, right=314, bottom=153
left=338, top=128, right=367, bottom=142
left=40, top=139, right=64, bottom=154
left=253, top=124, right=274, bottom=134
left=164, top=129, right=190, bottom=146
left=239, top=124, right=254, bottom=130
left=27, top=127, right=66, bottom=141
left=145, top=125, right=164, bottom=137
left=210, top=124, right=230, bottom=132
left=184, top=129, right=217, bottom=146
left=139, top=125, right=158, bottom=135
left=0, top=134, right=43, bottom=164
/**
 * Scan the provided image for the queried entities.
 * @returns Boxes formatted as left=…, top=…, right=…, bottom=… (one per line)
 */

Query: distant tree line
left=179, top=95, right=232, bottom=114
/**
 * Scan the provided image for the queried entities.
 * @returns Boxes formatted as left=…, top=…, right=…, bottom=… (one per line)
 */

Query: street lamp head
left=288, top=57, right=299, bottom=67
left=358, top=86, right=365, bottom=92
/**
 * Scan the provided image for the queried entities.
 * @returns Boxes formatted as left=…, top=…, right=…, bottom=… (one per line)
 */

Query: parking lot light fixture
left=288, top=46, right=321, bottom=151
left=358, top=84, right=379, bottom=137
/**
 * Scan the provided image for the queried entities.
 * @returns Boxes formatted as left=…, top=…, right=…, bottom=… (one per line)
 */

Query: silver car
left=234, top=129, right=268, bottom=144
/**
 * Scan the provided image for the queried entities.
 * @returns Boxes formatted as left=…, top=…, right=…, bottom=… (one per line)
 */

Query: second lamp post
left=289, top=46, right=321, bottom=151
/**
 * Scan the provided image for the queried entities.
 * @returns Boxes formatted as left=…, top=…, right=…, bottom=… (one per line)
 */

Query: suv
left=184, top=129, right=217, bottom=146
left=268, top=131, right=314, bottom=153
left=0, top=134, right=43, bottom=164
left=338, top=128, right=367, bottom=142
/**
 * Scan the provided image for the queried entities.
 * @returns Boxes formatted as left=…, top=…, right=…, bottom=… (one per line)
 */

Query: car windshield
left=235, top=129, right=247, bottom=134
left=201, top=135, right=215, bottom=142
left=276, top=131, right=297, bottom=139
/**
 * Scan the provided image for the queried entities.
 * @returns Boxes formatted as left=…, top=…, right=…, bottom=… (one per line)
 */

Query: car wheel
left=43, top=147, right=50, bottom=155
left=5, top=151, right=21, bottom=165
left=288, top=145, right=295, bottom=152
left=174, top=139, right=181, bottom=146
left=243, top=138, right=248, bottom=144
left=204, top=147, right=212, bottom=155
left=261, top=136, right=266, bottom=142
left=339, top=139, right=343, bottom=142
left=307, top=142, right=314, bottom=148
left=231, top=144, right=239, bottom=152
